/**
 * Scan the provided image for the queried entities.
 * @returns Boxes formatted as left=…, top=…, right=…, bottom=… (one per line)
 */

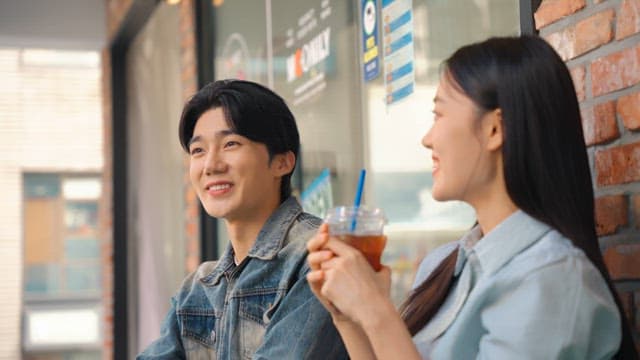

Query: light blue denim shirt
left=138, top=197, right=347, bottom=359
left=412, top=210, right=621, bottom=359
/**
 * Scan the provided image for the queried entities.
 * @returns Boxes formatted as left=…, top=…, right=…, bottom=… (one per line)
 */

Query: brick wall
left=536, top=0, right=640, bottom=349
left=102, top=0, right=200, bottom=357
left=100, top=47, right=113, bottom=360
left=178, top=0, right=200, bottom=274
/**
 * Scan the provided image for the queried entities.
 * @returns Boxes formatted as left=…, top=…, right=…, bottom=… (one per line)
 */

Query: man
left=138, top=80, right=347, bottom=359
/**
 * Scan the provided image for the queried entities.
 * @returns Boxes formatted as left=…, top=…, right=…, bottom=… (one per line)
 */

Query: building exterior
left=0, top=49, right=103, bottom=359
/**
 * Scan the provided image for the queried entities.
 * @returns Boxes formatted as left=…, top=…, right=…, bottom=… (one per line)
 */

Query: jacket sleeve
left=252, top=264, right=348, bottom=360
left=136, top=297, right=186, bottom=360
left=476, top=257, right=621, bottom=360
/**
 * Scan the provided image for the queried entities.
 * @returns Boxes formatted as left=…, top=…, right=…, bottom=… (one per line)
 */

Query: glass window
left=125, top=3, right=185, bottom=352
left=23, top=174, right=102, bottom=358
left=24, top=174, right=102, bottom=297
left=363, top=0, right=520, bottom=303
left=209, top=0, right=521, bottom=304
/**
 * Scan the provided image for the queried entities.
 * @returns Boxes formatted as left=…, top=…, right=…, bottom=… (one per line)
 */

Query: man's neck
left=226, top=220, right=263, bottom=263
left=225, top=198, right=283, bottom=263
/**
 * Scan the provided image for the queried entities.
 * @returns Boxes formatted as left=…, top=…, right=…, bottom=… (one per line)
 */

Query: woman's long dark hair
left=400, top=35, right=637, bottom=358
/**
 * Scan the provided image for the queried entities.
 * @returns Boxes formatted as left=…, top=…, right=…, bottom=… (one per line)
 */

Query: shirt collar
left=200, top=196, right=303, bottom=285
left=456, top=210, right=552, bottom=278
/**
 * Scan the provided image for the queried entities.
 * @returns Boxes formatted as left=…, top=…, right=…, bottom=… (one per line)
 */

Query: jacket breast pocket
left=238, top=289, right=283, bottom=359
left=177, top=309, right=218, bottom=360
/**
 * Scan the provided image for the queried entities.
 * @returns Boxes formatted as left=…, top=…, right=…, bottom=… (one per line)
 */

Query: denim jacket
left=138, top=197, right=347, bottom=359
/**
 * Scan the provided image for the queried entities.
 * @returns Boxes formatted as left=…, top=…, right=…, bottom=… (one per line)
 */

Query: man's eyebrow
left=187, top=129, right=237, bottom=148
left=187, top=135, right=201, bottom=148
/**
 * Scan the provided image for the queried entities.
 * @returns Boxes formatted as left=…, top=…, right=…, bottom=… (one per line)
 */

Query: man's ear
left=272, top=151, right=296, bottom=176
left=484, top=108, right=504, bottom=152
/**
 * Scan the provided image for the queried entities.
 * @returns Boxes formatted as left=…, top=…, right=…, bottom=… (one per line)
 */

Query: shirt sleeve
left=137, top=297, right=186, bottom=360
left=252, top=264, right=348, bottom=360
left=476, top=256, right=621, bottom=360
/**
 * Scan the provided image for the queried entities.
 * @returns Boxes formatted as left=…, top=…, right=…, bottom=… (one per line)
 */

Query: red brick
left=617, top=0, right=640, bottom=40
left=595, top=195, right=629, bottom=235
left=604, top=243, right=640, bottom=280
left=581, top=101, right=620, bottom=146
left=545, top=32, right=576, bottom=61
left=618, top=91, right=640, bottom=130
left=570, top=66, right=586, bottom=101
left=596, top=142, right=640, bottom=185
left=535, top=0, right=586, bottom=29
left=577, top=10, right=615, bottom=54
left=592, top=45, right=640, bottom=97
left=545, top=10, right=614, bottom=60
left=634, top=195, right=640, bottom=228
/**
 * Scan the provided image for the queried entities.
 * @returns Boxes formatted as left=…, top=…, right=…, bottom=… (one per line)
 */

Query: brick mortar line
left=538, top=0, right=622, bottom=36
left=599, top=232, right=640, bottom=248
left=578, top=83, right=640, bottom=112
left=564, top=34, right=640, bottom=71
left=590, top=128, right=640, bottom=151
left=613, top=281, right=640, bottom=293
left=595, top=182, right=640, bottom=197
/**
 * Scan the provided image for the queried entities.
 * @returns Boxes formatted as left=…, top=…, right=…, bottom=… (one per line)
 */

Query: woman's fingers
left=307, top=224, right=329, bottom=252
left=323, top=237, right=363, bottom=257
left=306, top=269, right=324, bottom=284
left=307, top=269, right=347, bottom=320
left=307, top=249, right=334, bottom=271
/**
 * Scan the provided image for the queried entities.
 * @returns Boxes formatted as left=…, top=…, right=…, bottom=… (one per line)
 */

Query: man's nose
left=204, top=150, right=227, bottom=175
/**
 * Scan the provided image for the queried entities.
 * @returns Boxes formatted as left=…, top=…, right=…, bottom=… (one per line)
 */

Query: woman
left=307, top=35, right=637, bottom=359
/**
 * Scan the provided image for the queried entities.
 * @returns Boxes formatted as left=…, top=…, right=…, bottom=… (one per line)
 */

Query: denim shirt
left=412, top=210, right=621, bottom=359
left=138, top=197, right=347, bottom=359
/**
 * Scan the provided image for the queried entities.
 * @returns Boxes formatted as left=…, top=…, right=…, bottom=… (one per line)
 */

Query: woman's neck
left=473, top=189, right=518, bottom=236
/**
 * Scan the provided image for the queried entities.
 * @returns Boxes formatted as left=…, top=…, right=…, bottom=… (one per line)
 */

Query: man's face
left=188, top=108, right=284, bottom=223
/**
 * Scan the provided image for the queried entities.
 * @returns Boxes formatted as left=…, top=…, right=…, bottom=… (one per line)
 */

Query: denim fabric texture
left=138, top=197, right=347, bottom=359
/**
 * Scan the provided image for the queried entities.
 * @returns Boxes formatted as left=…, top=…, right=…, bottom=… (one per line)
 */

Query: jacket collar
left=200, top=196, right=303, bottom=285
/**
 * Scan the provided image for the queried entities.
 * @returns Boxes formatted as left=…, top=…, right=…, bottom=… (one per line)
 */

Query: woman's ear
left=272, top=151, right=296, bottom=176
left=484, top=108, right=504, bottom=152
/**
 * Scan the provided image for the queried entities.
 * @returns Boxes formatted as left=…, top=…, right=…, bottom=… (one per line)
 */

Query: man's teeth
left=209, top=184, right=231, bottom=191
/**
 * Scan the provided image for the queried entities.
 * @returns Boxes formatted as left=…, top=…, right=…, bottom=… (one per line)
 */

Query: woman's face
left=422, top=74, right=497, bottom=204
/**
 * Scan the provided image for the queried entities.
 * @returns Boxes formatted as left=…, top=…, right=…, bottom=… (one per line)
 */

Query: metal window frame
left=195, top=0, right=219, bottom=262
left=520, top=0, right=543, bottom=35
left=110, top=1, right=161, bottom=358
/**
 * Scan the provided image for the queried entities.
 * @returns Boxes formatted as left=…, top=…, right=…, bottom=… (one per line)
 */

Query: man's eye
left=224, top=141, right=239, bottom=148
left=190, top=147, right=203, bottom=155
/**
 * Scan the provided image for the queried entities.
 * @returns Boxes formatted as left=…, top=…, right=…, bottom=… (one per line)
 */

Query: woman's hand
left=306, top=224, right=347, bottom=322
left=307, top=224, right=392, bottom=326
left=318, top=238, right=391, bottom=326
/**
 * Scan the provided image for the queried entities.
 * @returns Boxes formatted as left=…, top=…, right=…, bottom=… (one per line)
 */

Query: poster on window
left=382, top=0, right=415, bottom=105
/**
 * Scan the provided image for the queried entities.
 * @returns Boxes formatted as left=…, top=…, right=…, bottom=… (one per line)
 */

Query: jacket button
left=210, top=330, right=216, bottom=343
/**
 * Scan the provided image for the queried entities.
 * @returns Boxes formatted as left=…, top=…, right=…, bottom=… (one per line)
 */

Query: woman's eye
left=190, top=147, right=203, bottom=155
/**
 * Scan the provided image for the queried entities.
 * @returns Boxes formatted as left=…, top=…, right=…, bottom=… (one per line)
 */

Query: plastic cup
left=324, top=206, right=387, bottom=271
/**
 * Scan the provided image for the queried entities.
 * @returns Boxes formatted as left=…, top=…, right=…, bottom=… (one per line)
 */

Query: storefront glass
left=211, top=0, right=519, bottom=303
left=126, top=3, right=185, bottom=353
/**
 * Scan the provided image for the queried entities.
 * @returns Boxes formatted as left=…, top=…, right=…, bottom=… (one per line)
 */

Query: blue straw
left=350, top=169, right=366, bottom=232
